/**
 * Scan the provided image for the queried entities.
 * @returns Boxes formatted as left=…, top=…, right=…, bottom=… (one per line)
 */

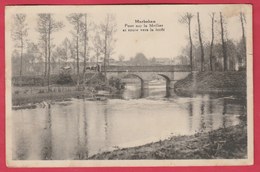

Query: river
left=12, top=80, right=246, bottom=160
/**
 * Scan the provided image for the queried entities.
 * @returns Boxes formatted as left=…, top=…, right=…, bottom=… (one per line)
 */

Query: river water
left=12, top=80, right=246, bottom=160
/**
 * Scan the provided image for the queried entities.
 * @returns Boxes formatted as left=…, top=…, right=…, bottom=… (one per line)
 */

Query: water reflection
left=41, top=104, right=52, bottom=160
left=75, top=100, right=88, bottom=160
left=12, top=82, right=246, bottom=160
left=122, top=80, right=167, bottom=99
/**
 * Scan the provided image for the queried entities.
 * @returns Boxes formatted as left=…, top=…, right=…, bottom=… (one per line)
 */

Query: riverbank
left=174, top=71, right=246, bottom=96
left=89, top=123, right=247, bottom=160
left=12, top=88, right=92, bottom=106
left=11, top=73, right=126, bottom=106
left=12, top=85, right=123, bottom=106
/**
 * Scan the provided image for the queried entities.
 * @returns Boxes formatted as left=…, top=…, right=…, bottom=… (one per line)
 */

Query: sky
left=6, top=4, right=252, bottom=61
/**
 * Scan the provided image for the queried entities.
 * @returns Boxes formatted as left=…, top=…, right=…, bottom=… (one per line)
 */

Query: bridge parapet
left=102, top=65, right=191, bottom=72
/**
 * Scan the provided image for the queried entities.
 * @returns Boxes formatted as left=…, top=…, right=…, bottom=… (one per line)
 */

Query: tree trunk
left=76, top=21, right=80, bottom=90
left=240, top=12, right=247, bottom=68
left=83, top=14, right=87, bottom=87
left=220, top=12, right=228, bottom=71
left=19, top=36, right=23, bottom=87
left=44, top=38, right=48, bottom=77
left=107, top=53, right=110, bottom=66
left=103, top=34, right=107, bottom=83
left=188, top=20, right=193, bottom=71
left=209, top=13, right=215, bottom=71
left=47, top=16, right=51, bottom=92
left=197, top=13, right=204, bottom=72
left=96, top=49, right=99, bottom=64
left=44, top=35, right=48, bottom=86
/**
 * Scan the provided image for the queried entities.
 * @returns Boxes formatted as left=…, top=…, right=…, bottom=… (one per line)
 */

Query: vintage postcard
left=5, top=4, right=253, bottom=167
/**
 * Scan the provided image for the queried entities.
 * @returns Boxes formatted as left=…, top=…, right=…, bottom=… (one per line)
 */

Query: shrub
left=56, top=73, right=74, bottom=85
left=109, top=77, right=126, bottom=90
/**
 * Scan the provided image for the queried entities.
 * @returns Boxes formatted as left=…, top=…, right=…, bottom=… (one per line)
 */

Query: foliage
left=129, top=53, right=149, bottom=66
left=56, top=73, right=74, bottom=85
left=179, top=39, right=246, bottom=71
left=108, top=77, right=126, bottom=90
left=174, top=71, right=246, bottom=95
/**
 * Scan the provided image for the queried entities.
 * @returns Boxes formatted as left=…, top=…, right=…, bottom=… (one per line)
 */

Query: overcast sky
left=6, top=4, right=252, bottom=60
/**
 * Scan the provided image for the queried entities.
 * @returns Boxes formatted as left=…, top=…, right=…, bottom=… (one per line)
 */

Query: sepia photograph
left=5, top=4, right=253, bottom=167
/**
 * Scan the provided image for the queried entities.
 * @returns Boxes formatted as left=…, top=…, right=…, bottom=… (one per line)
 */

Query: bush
left=12, top=76, right=44, bottom=86
left=56, top=73, right=74, bottom=85
left=109, top=77, right=126, bottom=90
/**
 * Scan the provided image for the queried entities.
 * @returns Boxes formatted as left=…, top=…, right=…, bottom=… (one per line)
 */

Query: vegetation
left=109, top=77, right=126, bottom=90
left=12, top=12, right=117, bottom=92
left=56, top=73, right=74, bottom=85
left=89, top=124, right=247, bottom=160
left=174, top=71, right=246, bottom=95
left=11, top=10, right=248, bottom=106
left=179, top=13, right=194, bottom=71
left=10, top=9, right=248, bottom=161
left=37, top=14, right=64, bottom=91
left=177, top=11, right=247, bottom=72
left=11, top=14, right=28, bottom=86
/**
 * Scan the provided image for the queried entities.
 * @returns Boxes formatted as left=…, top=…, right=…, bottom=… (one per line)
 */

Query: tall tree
left=99, top=14, right=117, bottom=83
left=179, top=13, right=194, bottom=71
left=197, top=12, right=205, bottom=71
left=240, top=12, right=247, bottom=67
left=131, top=53, right=149, bottom=66
left=37, top=14, right=63, bottom=91
left=26, top=42, right=40, bottom=67
left=12, top=14, right=28, bottom=86
left=220, top=12, right=228, bottom=71
left=93, top=32, right=102, bottom=64
left=61, top=38, right=70, bottom=63
left=82, top=14, right=89, bottom=86
left=67, top=13, right=84, bottom=89
left=37, top=14, right=48, bottom=78
left=209, top=13, right=215, bottom=71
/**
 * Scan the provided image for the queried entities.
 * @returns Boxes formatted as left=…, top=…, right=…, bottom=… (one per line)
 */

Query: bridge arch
left=157, top=74, right=170, bottom=82
left=121, top=73, right=149, bottom=90
left=157, top=74, right=172, bottom=97
left=122, top=73, right=144, bottom=82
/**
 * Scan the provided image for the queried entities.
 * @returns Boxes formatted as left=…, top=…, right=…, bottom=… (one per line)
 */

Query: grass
left=89, top=123, right=247, bottom=160
left=12, top=86, right=94, bottom=106
left=174, top=71, right=246, bottom=95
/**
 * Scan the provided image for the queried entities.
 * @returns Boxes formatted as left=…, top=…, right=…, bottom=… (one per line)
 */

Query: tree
left=67, top=13, right=84, bottom=89
left=220, top=12, right=228, bottom=71
left=197, top=12, right=205, bottom=71
left=26, top=42, right=41, bottom=74
left=93, top=32, right=102, bottom=64
left=68, top=39, right=77, bottom=74
left=209, top=13, right=215, bottom=71
left=83, top=14, right=88, bottom=85
left=12, top=14, right=28, bottom=86
left=130, top=53, right=149, bottom=66
left=37, top=14, right=48, bottom=77
left=61, top=38, right=71, bottom=62
left=179, top=13, right=194, bottom=71
left=118, top=54, right=125, bottom=64
left=52, top=46, right=66, bottom=69
left=90, top=56, right=96, bottom=63
left=37, top=14, right=63, bottom=91
left=99, top=14, right=117, bottom=83
left=11, top=50, right=20, bottom=76
left=240, top=12, right=246, bottom=68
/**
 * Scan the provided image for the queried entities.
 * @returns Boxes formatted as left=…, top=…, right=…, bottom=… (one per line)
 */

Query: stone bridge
left=102, top=65, right=191, bottom=94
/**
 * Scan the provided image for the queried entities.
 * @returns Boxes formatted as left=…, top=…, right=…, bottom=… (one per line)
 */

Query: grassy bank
left=174, top=71, right=246, bottom=96
left=12, top=73, right=126, bottom=106
left=12, top=88, right=93, bottom=106
left=89, top=124, right=247, bottom=160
